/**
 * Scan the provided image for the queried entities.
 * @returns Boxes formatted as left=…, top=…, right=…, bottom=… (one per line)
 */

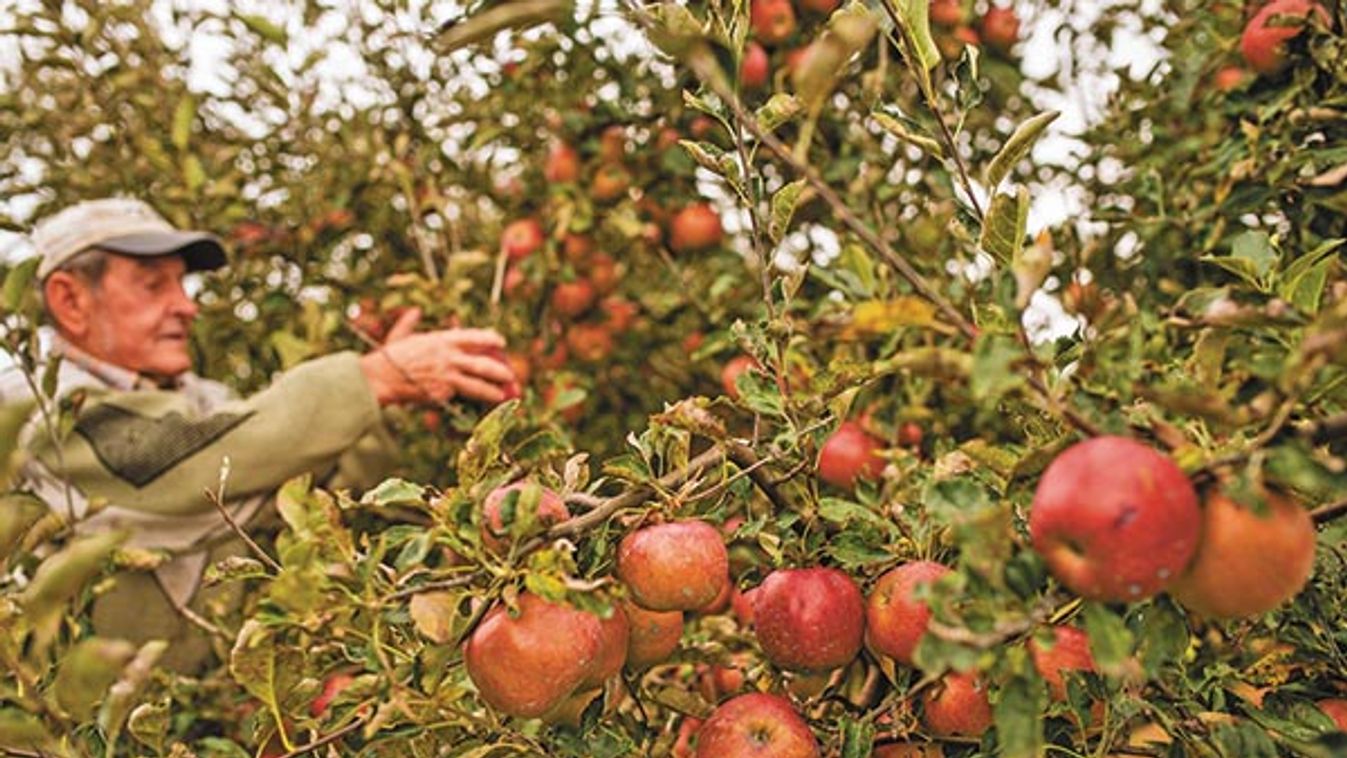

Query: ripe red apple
left=551, top=279, right=597, bottom=318
left=599, top=125, right=627, bottom=163
left=588, top=252, right=621, bottom=294
left=590, top=162, right=631, bottom=203
left=464, top=593, right=604, bottom=718
left=721, top=355, right=761, bottom=399
left=562, top=233, right=594, bottom=262
left=930, top=0, right=966, bottom=26
left=980, top=6, right=1019, bottom=53
left=699, top=578, right=733, bottom=615
left=310, top=672, right=355, bottom=717
left=731, top=586, right=759, bottom=628
left=565, top=323, right=615, bottom=363
left=698, top=657, right=748, bottom=703
left=618, top=520, right=729, bottom=611
left=1318, top=698, right=1347, bottom=731
left=670, top=203, right=724, bottom=253
left=1169, top=489, right=1317, bottom=618
left=1028, top=626, right=1096, bottom=702
left=673, top=716, right=704, bottom=757
left=1240, top=0, right=1329, bottom=75
left=501, top=218, right=545, bottom=261
left=898, top=422, right=924, bottom=449
left=922, top=673, right=993, bottom=738
left=578, top=606, right=630, bottom=690
left=695, top=693, right=819, bottom=758
left=741, top=42, right=770, bottom=89
left=600, top=296, right=639, bottom=332
left=865, top=561, right=952, bottom=666
left=873, top=743, right=944, bottom=758
left=755, top=567, right=865, bottom=672
left=1029, top=436, right=1200, bottom=602
left=481, top=482, right=569, bottom=553
left=1213, top=65, right=1249, bottom=91
left=750, top=0, right=797, bottom=45
left=817, top=421, right=886, bottom=489
left=544, top=141, right=580, bottom=183
left=800, top=0, right=840, bottom=12
left=624, top=602, right=684, bottom=668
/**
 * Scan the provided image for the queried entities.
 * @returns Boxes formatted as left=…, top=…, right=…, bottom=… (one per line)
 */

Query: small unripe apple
left=865, top=561, right=951, bottom=666
left=543, top=141, right=580, bottom=183
left=741, top=42, right=770, bottom=90
left=588, top=252, right=621, bottom=295
left=750, top=0, right=797, bottom=45
left=922, top=673, right=993, bottom=738
left=601, top=296, right=639, bottom=332
left=501, top=218, right=545, bottom=261
left=670, top=203, right=724, bottom=253
left=481, top=482, right=570, bottom=553
left=695, top=693, right=819, bottom=758
left=1169, top=489, right=1317, bottom=618
left=720, top=355, right=761, bottom=399
left=624, top=601, right=683, bottom=668
left=755, top=567, right=865, bottom=672
left=1029, top=436, right=1200, bottom=602
left=980, top=6, right=1019, bottom=53
left=817, top=421, right=886, bottom=489
left=618, top=520, right=730, bottom=611
left=1240, top=0, right=1329, bottom=75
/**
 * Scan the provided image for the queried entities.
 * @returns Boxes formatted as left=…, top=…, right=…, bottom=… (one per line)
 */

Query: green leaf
left=872, top=107, right=944, bottom=158
left=456, top=399, right=521, bottom=487
left=755, top=93, right=801, bottom=133
left=768, top=179, right=807, bottom=243
left=970, top=334, right=1025, bottom=403
left=818, top=497, right=899, bottom=535
left=360, top=477, right=426, bottom=509
left=1, top=257, right=39, bottom=313
left=839, top=717, right=877, bottom=758
left=52, top=637, right=138, bottom=721
left=229, top=621, right=303, bottom=752
left=678, top=139, right=728, bottom=177
left=995, top=665, right=1047, bottom=758
left=979, top=187, right=1029, bottom=264
left=235, top=13, right=289, bottom=45
left=1134, top=596, right=1189, bottom=677
left=891, top=0, right=941, bottom=88
left=268, top=329, right=313, bottom=369
left=171, top=95, right=196, bottom=150
left=1278, top=238, right=1342, bottom=314
left=1081, top=602, right=1134, bottom=676
left=127, top=698, right=170, bottom=752
left=0, top=492, right=46, bottom=561
left=984, top=111, right=1060, bottom=190
left=98, top=640, right=168, bottom=749
left=1202, top=230, right=1279, bottom=292
left=20, top=530, right=128, bottom=651
left=0, top=708, right=53, bottom=751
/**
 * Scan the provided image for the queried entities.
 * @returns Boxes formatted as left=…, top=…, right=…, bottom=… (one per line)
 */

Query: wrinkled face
left=82, top=254, right=199, bottom=379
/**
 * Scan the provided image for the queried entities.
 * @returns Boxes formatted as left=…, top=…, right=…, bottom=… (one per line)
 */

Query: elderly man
left=3, top=197, right=515, bottom=671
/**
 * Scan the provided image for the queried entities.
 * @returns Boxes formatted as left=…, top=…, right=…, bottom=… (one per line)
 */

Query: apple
left=930, top=0, right=965, bottom=27
left=1028, top=626, right=1096, bottom=702
left=699, top=578, right=733, bottom=615
left=310, top=672, right=355, bottom=717
left=588, top=252, right=621, bottom=294
left=865, top=561, right=952, bottom=666
left=980, top=6, right=1019, bottom=53
left=501, top=218, right=545, bottom=261
left=600, top=296, right=639, bottom=332
left=481, top=482, right=570, bottom=554
left=721, top=355, right=761, bottom=399
left=698, top=657, right=748, bottom=703
left=741, top=42, right=770, bottom=89
left=673, top=716, right=704, bottom=757
left=618, top=520, right=729, bottom=611
left=800, top=0, right=840, bottom=12
left=1029, top=436, right=1200, bottom=602
left=1240, top=0, right=1329, bottom=75
left=599, top=125, right=627, bottom=162
left=542, top=376, right=585, bottom=424
left=898, top=422, right=924, bottom=449
left=590, top=162, right=631, bottom=203
left=565, top=323, right=615, bottom=363
left=755, top=567, right=865, bottom=672
left=1213, top=65, right=1249, bottom=91
left=922, top=672, right=993, bottom=738
left=817, top=421, right=886, bottom=489
left=749, top=0, right=797, bottom=45
left=578, top=606, right=630, bottom=689
left=732, top=586, right=759, bottom=628
left=464, top=593, right=604, bottom=718
left=1318, top=698, right=1347, bottom=731
left=531, top=336, right=569, bottom=371
left=563, top=233, right=594, bottom=263
left=1169, top=489, right=1317, bottom=618
left=543, top=141, right=580, bottom=183
left=695, top=693, right=819, bottom=758
left=623, top=601, right=684, bottom=668
left=670, top=203, right=724, bottom=253
left=551, top=279, right=597, bottom=318
left=873, top=744, right=944, bottom=758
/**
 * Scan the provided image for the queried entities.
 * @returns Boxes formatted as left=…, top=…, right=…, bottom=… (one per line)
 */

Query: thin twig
left=383, top=572, right=478, bottom=603
left=724, top=441, right=792, bottom=513
left=204, top=475, right=281, bottom=574
left=1312, top=498, right=1347, bottom=525
left=275, top=715, right=367, bottom=758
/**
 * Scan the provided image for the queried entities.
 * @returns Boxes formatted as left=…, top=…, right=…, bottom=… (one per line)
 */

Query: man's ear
left=43, top=272, right=93, bottom=338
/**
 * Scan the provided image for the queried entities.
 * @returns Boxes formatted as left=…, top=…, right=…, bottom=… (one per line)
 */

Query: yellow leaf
left=409, top=591, right=460, bottom=644
left=841, top=297, right=939, bottom=338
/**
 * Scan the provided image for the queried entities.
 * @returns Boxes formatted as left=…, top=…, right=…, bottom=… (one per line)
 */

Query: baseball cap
left=31, top=198, right=228, bottom=280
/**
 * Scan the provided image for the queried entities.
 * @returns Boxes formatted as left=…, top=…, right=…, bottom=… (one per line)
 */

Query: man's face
left=83, top=254, right=200, bottom=379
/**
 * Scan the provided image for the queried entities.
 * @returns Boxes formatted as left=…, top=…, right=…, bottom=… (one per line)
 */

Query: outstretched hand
left=358, top=324, right=517, bottom=407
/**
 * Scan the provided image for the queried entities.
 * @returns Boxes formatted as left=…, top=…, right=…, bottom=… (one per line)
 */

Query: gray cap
left=31, top=198, right=228, bottom=280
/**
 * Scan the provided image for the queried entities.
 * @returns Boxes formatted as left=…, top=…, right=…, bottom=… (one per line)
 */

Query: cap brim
left=98, top=231, right=228, bottom=272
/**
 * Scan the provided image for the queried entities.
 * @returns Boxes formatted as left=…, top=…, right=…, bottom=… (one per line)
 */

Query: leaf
left=818, top=498, right=899, bottom=536
left=678, top=139, right=728, bottom=176
left=768, top=179, right=807, bottom=243
left=995, top=665, right=1047, bottom=758
left=20, top=530, right=128, bottom=650
left=268, top=329, right=313, bottom=369
left=872, top=108, right=944, bottom=158
left=456, top=399, right=521, bottom=487
left=360, top=478, right=426, bottom=509
left=409, top=591, right=461, bottom=644
left=839, top=718, right=877, bottom=758
left=171, top=95, right=195, bottom=150
left=236, top=13, right=288, bottom=44
left=1081, top=602, right=1134, bottom=676
left=52, top=637, right=138, bottom=721
left=1202, top=230, right=1279, bottom=292
left=127, top=698, right=170, bottom=752
left=970, top=334, right=1025, bottom=403
left=979, top=187, right=1029, bottom=263
left=984, top=111, right=1060, bottom=190
left=229, top=621, right=302, bottom=751
left=98, top=640, right=168, bottom=748
left=755, top=93, right=801, bottom=133
left=0, top=708, right=53, bottom=751
left=0, top=492, right=46, bottom=562
left=891, top=0, right=941, bottom=88
left=1, top=257, right=39, bottom=313
left=1278, top=238, right=1343, bottom=314
left=841, top=297, right=939, bottom=338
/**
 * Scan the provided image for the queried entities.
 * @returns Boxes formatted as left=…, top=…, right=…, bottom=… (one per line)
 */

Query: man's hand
left=358, top=326, right=516, bottom=407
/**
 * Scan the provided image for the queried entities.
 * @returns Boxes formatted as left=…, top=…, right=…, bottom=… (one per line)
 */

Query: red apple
left=741, top=42, right=770, bottom=89
left=600, top=296, right=639, bottom=332
left=800, top=0, right=840, bottom=12
left=1169, top=489, right=1317, bottom=618
left=922, top=673, right=993, bottom=738
left=599, top=125, right=627, bottom=163
left=1318, top=699, right=1347, bottom=731
left=1213, top=65, right=1249, bottom=91
left=590, top=162, right=631, bottom=203
left=873, top=744, right=944, bottom=758
left=501, top=218, right=545, bottom=261
left=310, top=672, right=355, bottom=717
left=755, top=567, right=865, bottom=672
left=543, top=141, right=580, bottom=183
left=699, top=578, right=734, bottom=615
left=698, top=657, right=748, bottom=703
left=721, top=355, right=761, bottom=399
left=624, top=602, right=683, bottom=668
left=695, top=693, right=819, bottom=758
left=1028, top=626, right=1096, bottom=702
left=551, top=279, right=597, bottom=318
left=673, top=716, right=704, bottom=757
left=865, top=561, right=952, bottom=666
left=980, top=6, right=1019, bottom=53
left=464, top=593, right=604, bottom=718
left=898, top=422, right=924, bottom=449
left=1240, top=0, right=1329, bottom=75
left=578, top=606, right=631, bottom=689
left=481, top=482, right=570, bottom=553
left=618, top=520, right=729, bottom=611
left=670, top=203, right=724, bottom=253
left=750, top=0, right=797, bottom=45
left=817, top=421, right=886, bottom=489
left=1029, top=436, right=1200, bottom=602
left=930, top=0, right=966, bottom=26
left=565, top=323, right=615, bottom=363
left=588, top=252, right=621, bottom=294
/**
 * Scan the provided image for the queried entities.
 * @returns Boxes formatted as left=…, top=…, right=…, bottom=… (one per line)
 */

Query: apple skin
left=590, top=162, right=631, bottom=203
left=873, top=743, right=944, bottom=758
left=865, top=561, right=952, bottom=666
left=755, top=567, right=865, bottom=672
left=310, top=672, right=355, bottom=717
left=551, top=279, right=597, bottom=318
left=800, top=0, right=840, bottom=12
left=732, top=586, right=759, bottom=628
left=817, top=421, right=886, bottom=489
left=741, top=42, right=770, bottom=89
left=1240, top=0, right=1329, bottom=75
left=980, top=6, right=1019, bottom=53
left=501, top=218, right=545, bottom=261
left=1213, top=65, right=1249, bottom=92
left=1169, top=489, right=1317, bottom=618
left=749, top=0, right=797, bottom=45
left=670, top=203, right=724, bottom=253
left=617, top=520, right=730, bottom=611
left=543, top=141, right=580, bottom=183
left=1028, top=626, right=1096, bottom=702
left=922, top=672, right=993, bottom=738
left=464, top=593, right=604, bottom=718
left=565, top=323, right=615, bottom=363
left=578, top=607, right=631, bottom=690
left=672, top=716, right=704, bottom=757
left=930, top=0, right=966, bottom=27
left=1317, top=699, right=1347, bottom=731
left=695, top=693, right=820, bottom=758
left=1029, top=436, right=1200, bottom=602
left=481, top=482, right=570, bottom=554
left=623, top=602, right=684, bottom=669
left=721, top=355, right=761, bottom=399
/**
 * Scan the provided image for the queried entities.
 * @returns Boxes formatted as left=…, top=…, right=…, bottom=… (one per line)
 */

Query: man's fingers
left=441, top=328, right=507, bottom=350
left=451, top=375, right=506, bottom=404
left=451, top=353, right=516, bottom=384
left=384, top=307, right=423, bottom=344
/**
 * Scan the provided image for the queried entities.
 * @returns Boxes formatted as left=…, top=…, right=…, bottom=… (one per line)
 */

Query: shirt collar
left=50, top=334, right=185, bottom=391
